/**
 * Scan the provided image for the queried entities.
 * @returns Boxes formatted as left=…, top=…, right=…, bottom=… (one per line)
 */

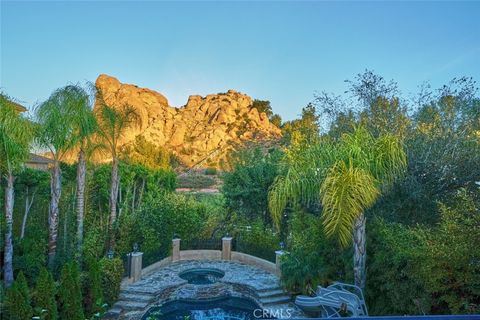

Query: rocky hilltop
left=95, top=75, right=281, bottom=167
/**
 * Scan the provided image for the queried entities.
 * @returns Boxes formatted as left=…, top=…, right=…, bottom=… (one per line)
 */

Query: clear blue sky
left=1, top=1, right=479, bottom=121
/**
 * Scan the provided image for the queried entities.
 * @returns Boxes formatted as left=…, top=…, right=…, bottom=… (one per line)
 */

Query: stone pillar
left=222, top=237, right=233, bottom=260
left=172, top=238, right=181, bottom=262
left=129, top=252, right=143, bottom=283
left=275, top=250, right=284, bottom=277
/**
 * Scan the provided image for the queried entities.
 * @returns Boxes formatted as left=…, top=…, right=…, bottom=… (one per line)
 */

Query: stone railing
left=124, top=237, right=284, bottom=284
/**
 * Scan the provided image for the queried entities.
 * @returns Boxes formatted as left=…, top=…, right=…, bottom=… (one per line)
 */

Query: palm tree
left=66, top=85, right=98, bottom=256
left=95, top=89, right=139, bottom=250
left=36, top=86, right=83, bottom=267
left=0, top=94, right=33, bottom=287
left=269, top=127, right=406, bottom=289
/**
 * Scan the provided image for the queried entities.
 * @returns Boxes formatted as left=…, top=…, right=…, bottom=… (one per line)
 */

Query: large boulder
left=94, top=74, right=281, bottom=167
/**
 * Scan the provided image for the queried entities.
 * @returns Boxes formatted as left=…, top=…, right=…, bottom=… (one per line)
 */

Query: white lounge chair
left=295, top=295, right=348, bottom=317
left=327, top=282, right=368, bottom=316
left=294, top=282, right=368, bottom=318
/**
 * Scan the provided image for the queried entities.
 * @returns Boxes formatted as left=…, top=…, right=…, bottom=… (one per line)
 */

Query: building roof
left=28, top=153, right=54, bottom=164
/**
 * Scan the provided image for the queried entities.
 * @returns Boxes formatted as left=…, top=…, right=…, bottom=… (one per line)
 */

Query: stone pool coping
left=125, top=259, right=282, bottom=295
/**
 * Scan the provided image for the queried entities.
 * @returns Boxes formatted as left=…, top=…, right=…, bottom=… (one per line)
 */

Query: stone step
left=103, top=306, right=122, bottom=320
left=120, top=287, right=159, bottom=295
left=258, top=289, right=286, bottom=298
left=260, top=295, right=291, bottom=306
left=113, top=300, right=149, bottom=311
left=257, top=286, right=283, bottom=293
left=119, top=292, right=156, bottom=303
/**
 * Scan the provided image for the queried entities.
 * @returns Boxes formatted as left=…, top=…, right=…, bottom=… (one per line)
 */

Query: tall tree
left=4, top=271, right=33, bottom=319
left=223, top=146, right=283, bottom=225
left=33, top=268, right=58, bottom=320
left=269, top=127, right=406, bottom=289
left=252, top=99, right=273, bottom=118
left=0, top=94, right=33, bottom=287
left=58, top=262, right=84, bottom=320
left=67, top=85, right=98, bottom=256
left=95, top=90, right=139, bottom=250
left=36, top=86, right=82, bottom=267
left=281, top=103, right=320, bottom=145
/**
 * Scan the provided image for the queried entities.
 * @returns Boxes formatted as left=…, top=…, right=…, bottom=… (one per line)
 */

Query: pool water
left=142, top=297, right=272, bottom=320
left=179, top=268, right=225, bottom=285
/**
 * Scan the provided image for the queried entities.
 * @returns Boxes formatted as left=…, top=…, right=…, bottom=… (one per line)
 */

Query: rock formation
left=94, top=74, right=281, bottom=167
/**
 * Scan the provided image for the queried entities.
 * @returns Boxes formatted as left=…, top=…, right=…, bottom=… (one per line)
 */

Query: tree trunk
left=137, top=177, right=145, bottom=210
left=108, top=156, right=120, bottom=249
left=131, top=180, right=137, bottom=212
left=48, top=160, right=62, bottom=268
left=20, top=186, right=35, bottom=239
left=76, top=148, right=86, bottom=254
left=3, top=172, right=15, bottom=287
left=353, top=213, right=367, bottom=290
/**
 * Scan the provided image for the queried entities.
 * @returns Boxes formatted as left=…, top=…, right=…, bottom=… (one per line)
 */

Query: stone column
left=222, top=237, right=233, bottom=260
left=129, top=252, right=143, bottom=283
left=172, top=238, right=181, bottom=262
left=275, top=250, right=284, bottom=277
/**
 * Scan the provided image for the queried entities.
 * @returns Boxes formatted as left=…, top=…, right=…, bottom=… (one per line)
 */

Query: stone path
left=105, top=260, right=303, bottom=320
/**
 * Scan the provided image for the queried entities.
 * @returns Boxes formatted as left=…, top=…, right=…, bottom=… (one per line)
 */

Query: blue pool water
left=179, top=268, right=225, bottom=285
left=142, top=297, right=272, bottom=320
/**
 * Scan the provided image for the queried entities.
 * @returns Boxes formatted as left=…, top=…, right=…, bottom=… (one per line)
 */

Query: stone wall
left=231, top=251, right=277, bottom=275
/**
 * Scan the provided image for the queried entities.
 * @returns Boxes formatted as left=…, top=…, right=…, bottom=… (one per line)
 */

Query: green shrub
left=204, top=167, right=217, bottom=175
left=280, top=211, right=351, bottom=293
left=121, top=135, right=177, bottom=170
left=235, top=219, right=279, bottom=262
left=177, top=174, right=216, bottom=189
left=83, top=258, right=104, bottom=316
left=138, top=192, right=207, bottom=265
left=4, top=272, right=33, bottom=320
left=33, top=268, right=57, bottom=320
left=418, top=190, right=480, bottom=314
left=222, top=147, right=282, bottom=224
left=99, top=257, right=124, bottom=306
left=195, top=193, right=227, bottom=239
left=366, top=218, right=429, bottom=315
left=83, top=225, right=108, bottom=262
left=58, top=262, right=84, bottom=320
left=367, top=190, right=480, bottom=315
left=13, top=226, right=48, bottom=286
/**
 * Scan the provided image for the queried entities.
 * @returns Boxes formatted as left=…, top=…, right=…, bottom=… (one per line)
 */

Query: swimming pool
left=142, top=296, right=272, bottom=320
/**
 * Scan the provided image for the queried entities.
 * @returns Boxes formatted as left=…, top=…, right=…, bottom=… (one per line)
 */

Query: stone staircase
left=257, top=286, right=291, bottom=306
left=104, top=288, right=157, bottom=319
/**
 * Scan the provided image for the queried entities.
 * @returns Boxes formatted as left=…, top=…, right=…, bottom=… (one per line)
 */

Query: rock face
left=95, top=74, right=281, bottom=167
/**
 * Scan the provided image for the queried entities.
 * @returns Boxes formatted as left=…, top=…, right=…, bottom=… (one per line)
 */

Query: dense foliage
left=223, top=147, right=282, bottom=225
left=1, top=73, right=479, bottom=317
left=224, top=72, right=479, bottom=315
left=33, top=268, right=58, bottom=320
left=58, top=262, right=84, bottom=320
left=4, top=272, right=33, bottom=320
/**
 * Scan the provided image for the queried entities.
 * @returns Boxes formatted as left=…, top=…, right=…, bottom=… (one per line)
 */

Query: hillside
left=95, top=74, right=281, bottom=168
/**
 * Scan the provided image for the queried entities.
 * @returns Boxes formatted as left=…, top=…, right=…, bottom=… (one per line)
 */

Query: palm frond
left=35, top=85, right=93, bottom=159
left=320, top=161, right=379, bottom=247
left=0, top=93, right=33, bottom=172
left=269, top=125, right=406, bottom=245
left=94, top=88, right=141, bottom=159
